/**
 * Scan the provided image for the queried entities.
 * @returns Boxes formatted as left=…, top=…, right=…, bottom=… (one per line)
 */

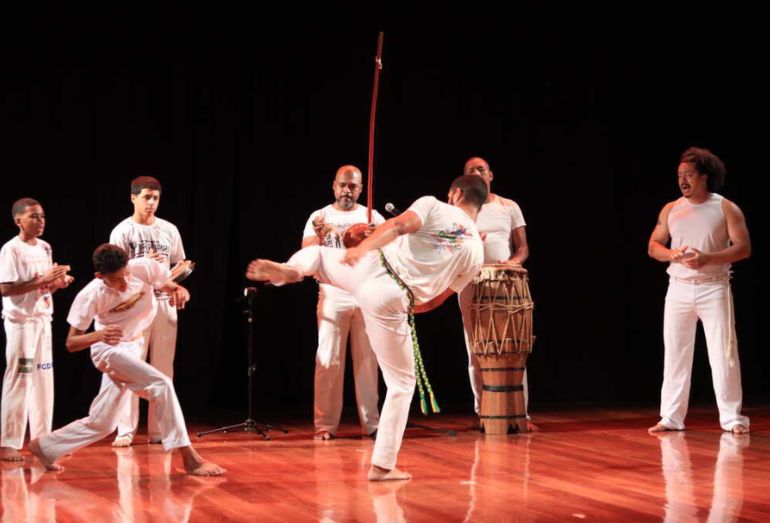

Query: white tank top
left=666, top=193, right=731, bottom=281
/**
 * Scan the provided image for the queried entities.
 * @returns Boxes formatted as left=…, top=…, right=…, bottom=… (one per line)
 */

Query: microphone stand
left=197, top=287, right=288, bottom=440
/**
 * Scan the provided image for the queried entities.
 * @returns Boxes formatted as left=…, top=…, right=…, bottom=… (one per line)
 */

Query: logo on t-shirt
left=323, top=222, right=361, bottom=249
left=108, top=292, right=146, bottom=313
left=432, top=224, right=469, bottom=252
left=128, top=240, right=170, bottom=260
left=323, top=228, right=344, bottom=249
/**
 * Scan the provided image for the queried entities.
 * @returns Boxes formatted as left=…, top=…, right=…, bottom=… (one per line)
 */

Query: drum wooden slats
left=478, top=354, right=528, bottom=434
left=470, top=265, right=534, bottom=435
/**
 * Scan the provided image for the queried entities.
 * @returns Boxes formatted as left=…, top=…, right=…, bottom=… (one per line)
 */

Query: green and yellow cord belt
left=379, top=250, right=440, bottom=415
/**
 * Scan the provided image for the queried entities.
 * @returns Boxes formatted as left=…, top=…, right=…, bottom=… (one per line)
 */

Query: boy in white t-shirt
left=1, top=198, right=73, bottom=462
left=28, top=244, right=224, bottom=476
left=247, top=175, right=486, bottom=481
left=108, top=175, right=189, bottom=447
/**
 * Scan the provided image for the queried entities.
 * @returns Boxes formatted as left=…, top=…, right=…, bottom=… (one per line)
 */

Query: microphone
left=384, top=202, right=402, bottom=216
left=236, top=286, right=259, bottom=305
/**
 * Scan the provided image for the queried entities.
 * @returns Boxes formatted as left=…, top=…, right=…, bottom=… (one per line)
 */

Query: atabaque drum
left=469, top=264, right=534, bottom=434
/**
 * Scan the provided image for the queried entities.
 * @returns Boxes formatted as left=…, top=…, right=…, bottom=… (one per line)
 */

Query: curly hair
left=93, top=244, right=129, bottom=275
left=680, top=147, right=726, bottom=192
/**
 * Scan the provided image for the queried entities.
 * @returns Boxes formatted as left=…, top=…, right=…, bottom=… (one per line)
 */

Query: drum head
left=475, top=263, right=528, bottom=282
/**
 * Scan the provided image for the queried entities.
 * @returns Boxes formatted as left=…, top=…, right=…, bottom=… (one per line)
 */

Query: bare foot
left=730, top=424, right=749, bottom=435
left=111, top=434, right=133, bottom=447
left=245, top=259, right=302, bottom=284
left=1, top=446, right=24, bottom=462
left=179, top=446, right=226, bottom=476
left=28, top=439, right=63, bottom=471
left=187, top=461, right=227, bottom=476
left=366, top=429, right=378, bottom=439
left=648, top=422, right=679, bottom=433
left=368, top=465, right=411, bottom=481
left=313, top=430, right=334, bottom=441
left=527, top=420, right=539, bottom=432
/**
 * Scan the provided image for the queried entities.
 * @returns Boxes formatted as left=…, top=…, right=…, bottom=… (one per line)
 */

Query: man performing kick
left=247, top=175, right=486, bottom=480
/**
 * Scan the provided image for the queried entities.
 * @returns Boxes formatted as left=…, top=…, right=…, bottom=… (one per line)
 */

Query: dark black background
left=2, top=6, right=767, bottom=427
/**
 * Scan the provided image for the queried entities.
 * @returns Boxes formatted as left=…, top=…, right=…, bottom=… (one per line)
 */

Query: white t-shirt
left=476, top=194, right=526, bottom=263
left=382, top=196, right=484, bottom=305
left=110, top=217, right=185, bottom=269
left=111, top=217, right=184, bottom=299
left=302, top=205, right=386, bottom=249
left=303, top=204, right=386, bottom=297
left=67, top=258, right=170, bottom=344
left=0, top=236, right=54, bottom=321
left=667, top=193, right=731, bottom=281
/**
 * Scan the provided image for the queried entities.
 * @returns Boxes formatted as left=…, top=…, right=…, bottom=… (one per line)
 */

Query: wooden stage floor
left=2, top=405, right=769, bottom=522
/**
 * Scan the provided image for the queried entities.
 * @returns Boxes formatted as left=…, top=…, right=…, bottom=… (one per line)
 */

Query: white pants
left=110, top=299, right=178, bottom=441
left=1, top=318, right=53, bottom=449
left=458, top=287, right=529, bottom=416
left=37, top=339, right=191, bottom=461
left=315, top=284, right=379, bottom=435
left=283, top=247, right=414, bottom=470
left=658, top=280, right=748, bottom=431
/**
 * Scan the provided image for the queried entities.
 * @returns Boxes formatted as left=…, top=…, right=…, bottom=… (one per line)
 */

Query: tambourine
left=171, top=260, right=195, bottom=282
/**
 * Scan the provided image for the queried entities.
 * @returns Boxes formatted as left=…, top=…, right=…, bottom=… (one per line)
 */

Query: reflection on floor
left=2, top=405, right=768, bottom=522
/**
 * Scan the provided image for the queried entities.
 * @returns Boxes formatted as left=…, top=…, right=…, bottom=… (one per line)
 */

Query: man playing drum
left=459, top=157, right=536, bottom=430
left=246, top=175, right=486, bottom=481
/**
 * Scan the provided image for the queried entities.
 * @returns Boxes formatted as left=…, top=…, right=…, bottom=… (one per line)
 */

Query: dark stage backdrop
left=1, top=8, right=767, bottom=426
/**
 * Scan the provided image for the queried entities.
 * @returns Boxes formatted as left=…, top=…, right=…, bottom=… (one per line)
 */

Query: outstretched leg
left=246, top=259, right=303, bottom=285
